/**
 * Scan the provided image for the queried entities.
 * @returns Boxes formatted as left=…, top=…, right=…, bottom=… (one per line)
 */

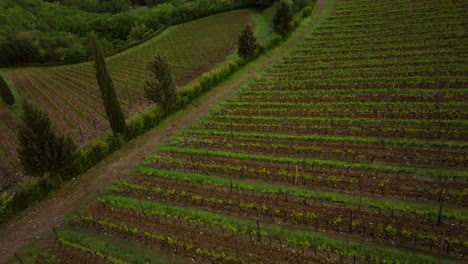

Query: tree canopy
left=91, top=34, right=127, bottom=135
left=144, top=53, right=177, bottom=114
left=272, top=1, right=293, bottom=37
left=237, top=25, right=257, bottom=59
left=0, top=0, right=275, bottom=67
left=17, top=100, right=77, bottom=182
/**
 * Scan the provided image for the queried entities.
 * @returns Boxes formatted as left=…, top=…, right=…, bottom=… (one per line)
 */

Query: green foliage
left=254, top=0, right=276, bottom=7
left=144, top=53, right=176, bottom=114
left=0, top=75, right=15, bottom=106
left=0, top=178, right=53, bottom=224
left=0, top=32, right=41, bottom=66
left=237, top=25, right=258, bottom=59
left=70, top=133, right=124, bottom=178
left=91, top=34, right=127, bottom=135
left=17, top=100, right=77, bottom=181
left=128, top=22, right=154, bottom=42
left=301, top=5, right=313, bottom=18
left=97, top=0, right=131, bottom=14
left=272, top=1, right=293, bottom=37
left=0, top=0, right=272, bottom=66
left=292, top=0, right=315, bottom=13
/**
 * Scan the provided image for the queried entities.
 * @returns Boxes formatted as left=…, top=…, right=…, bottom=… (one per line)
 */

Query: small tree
left=272, top=1, right=293, bottom=37
left=144, top=53, right=176, bottom=114
left=237, top=25, right=257, bottom=59
left=0, top=74, right=15, bottom=106
left=91, top=34, right=127, bottom=134
left=17, top=100, right=77, bottom=184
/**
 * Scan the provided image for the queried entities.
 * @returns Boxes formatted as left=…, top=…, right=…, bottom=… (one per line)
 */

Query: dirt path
left=0, top=2, right=327, bottom=262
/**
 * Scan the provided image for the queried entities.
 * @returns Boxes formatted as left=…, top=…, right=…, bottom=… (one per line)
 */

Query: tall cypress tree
left=0, top=74, right=15, bottom=106
left=272, top=1, right=293, bottom=37
left=91, top=34, right=126, bottom=134
left=17, top=100, right=77, bottom=183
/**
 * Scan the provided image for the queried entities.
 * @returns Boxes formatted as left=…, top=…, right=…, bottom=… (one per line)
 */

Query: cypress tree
left=237, top=25, right=258, bottom=59
left=272, top=1, right=293, bottom=37
left=144, top=53, right=176, bottom=115
left=91, top=34, right=126, bottom=134
left=17, top=100, right=77, bottom=183
left=0, top=74, right=15, bottom=106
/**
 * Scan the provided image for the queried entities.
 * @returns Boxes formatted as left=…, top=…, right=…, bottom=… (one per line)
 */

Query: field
left=0, top=10, right=253, bottom=191
left=14, top=0, right=468, bottom=263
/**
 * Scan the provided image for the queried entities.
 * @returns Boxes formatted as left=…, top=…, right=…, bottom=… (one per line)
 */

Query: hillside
left=0, top=0, right=271, bottom=66
left=0, top=10, right=256, bottom=191
left=7, top=0, right=468, bottom=263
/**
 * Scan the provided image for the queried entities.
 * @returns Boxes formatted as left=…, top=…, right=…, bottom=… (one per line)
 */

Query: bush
left=0, top=178, right=53, bottom=224
left=302, top=6, right=313, bottom=18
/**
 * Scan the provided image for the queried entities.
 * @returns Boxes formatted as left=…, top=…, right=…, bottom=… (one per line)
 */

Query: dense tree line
left=0, top=0, right=278, bottom=67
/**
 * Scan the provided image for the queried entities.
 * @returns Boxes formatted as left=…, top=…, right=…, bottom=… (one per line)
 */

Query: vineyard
left=0, top=10, right=253, bottom=191
left=14, top=0, right=468, bottom=263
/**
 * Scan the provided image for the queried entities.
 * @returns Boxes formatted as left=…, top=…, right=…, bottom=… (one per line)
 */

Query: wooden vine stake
left=295, top=164, right=298, bottom=184
left=437, top=176, right=449, bottom=225
left=139, top=199, right=148, bottom=219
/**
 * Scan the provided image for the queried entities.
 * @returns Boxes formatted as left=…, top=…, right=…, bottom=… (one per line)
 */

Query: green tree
left=128, top=22, right=153, bottom=42
left=0, top=74, right=15, bottom=106
left=144, top=53, right=176, bottom=114
left=17, top=100, right=77, bottom=184
left=91, top=34, right=127, bottom=134
left=272, top=1, right=293, bottom=37
left=237, top=25, right=257, bottom=59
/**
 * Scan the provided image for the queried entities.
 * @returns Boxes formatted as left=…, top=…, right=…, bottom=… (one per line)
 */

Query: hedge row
left=0, top=1, right=315, bottom=225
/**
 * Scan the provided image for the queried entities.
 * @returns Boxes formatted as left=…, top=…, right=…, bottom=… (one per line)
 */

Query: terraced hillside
left=0, top=11, right=252, bottom=191
left=17, top=0, right=468, bottom=263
